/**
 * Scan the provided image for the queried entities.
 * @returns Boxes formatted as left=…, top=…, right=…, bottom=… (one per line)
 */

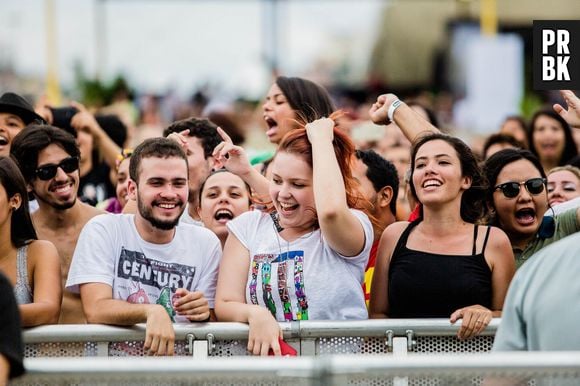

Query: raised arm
left=307, top=118, right=366, bottom=257
left=80, top=283, right=175, bottom=356
left=553, top=90, right=580, bottom=129
left=19, top=240, right=61, bottom=326
left=369, top=93, right=439, bottom=143
left=213, top=127, right=271, bottom=206
left=70, top=101, right=122, bottom=169
left=214, top=233, right=282, bottom=355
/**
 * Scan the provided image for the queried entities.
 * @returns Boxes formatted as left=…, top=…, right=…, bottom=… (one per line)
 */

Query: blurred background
left=1, top=0, right=579, bottom=151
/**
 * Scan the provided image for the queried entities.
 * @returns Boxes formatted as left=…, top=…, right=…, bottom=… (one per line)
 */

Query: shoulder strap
left=481, top=226, right=492, bottom=254
left=472, top=225, right=479, bottom=256
left=392, top=220, right=420, bottom=259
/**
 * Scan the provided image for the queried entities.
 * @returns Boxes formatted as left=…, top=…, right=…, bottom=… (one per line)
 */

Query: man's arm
left=80, top=282, right=175, bottom=356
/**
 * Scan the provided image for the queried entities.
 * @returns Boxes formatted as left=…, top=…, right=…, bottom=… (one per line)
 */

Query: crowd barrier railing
left=11, top=352, right=580, bottom=386
left=23, top=319, right=500, bottom=358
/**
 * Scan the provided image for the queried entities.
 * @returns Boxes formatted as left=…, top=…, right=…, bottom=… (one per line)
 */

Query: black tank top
left=388, top=220, right=492, bottom=318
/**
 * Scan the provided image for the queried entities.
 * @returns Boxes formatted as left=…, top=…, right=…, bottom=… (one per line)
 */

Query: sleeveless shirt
left=388, top=221, right=492, bottom=318
left=13, top=245, right=33, bottom=305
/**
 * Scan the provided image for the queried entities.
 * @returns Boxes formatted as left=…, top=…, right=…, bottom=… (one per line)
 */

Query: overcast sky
left=0, top=0, right=385, bottom=98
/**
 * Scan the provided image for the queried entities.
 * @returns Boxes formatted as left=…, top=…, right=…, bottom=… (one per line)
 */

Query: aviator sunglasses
left=35, top=156, right=80, bottom=181
left=494, top=177, right=547, bottom=199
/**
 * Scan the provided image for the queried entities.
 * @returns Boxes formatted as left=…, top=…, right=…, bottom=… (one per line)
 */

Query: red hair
left=276, top=113, right=369, bottom=213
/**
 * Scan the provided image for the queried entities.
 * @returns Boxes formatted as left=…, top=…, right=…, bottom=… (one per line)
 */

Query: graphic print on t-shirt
left=116, top=248, right=197, bottom=321
left=248, top=250, right=309, bottom=321
left=124, top=281, right=150, bottom=304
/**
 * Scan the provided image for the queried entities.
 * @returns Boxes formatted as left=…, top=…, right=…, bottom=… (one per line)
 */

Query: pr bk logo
left=533, top=21, right=580, bottom=90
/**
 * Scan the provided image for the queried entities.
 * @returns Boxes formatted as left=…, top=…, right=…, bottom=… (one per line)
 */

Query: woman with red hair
left=215, top=117, right=373, bottom=356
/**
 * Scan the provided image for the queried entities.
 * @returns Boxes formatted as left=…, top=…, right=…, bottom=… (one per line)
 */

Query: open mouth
left=279, top=202, right=298, bottom=214
left=515, top=207, right=536, bottom=225
left=265, top=116, right=279, bottom=138
left=422, top=179, right=442, bottom=189
left=265, top=116, right=277, bottom=129
left=49, top=181, right=75, bottom=198
left=540, top=143, right=559, bottom=153
left=0, top=135, right=8, bottom=146
left=214, top=209, right=234, bottom=223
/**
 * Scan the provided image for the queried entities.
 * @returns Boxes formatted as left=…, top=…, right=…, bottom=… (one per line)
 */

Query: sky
left=0, top=0, right=385, bottom=99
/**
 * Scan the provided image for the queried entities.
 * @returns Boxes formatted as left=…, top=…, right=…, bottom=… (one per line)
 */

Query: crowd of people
left=1, top=78, right=580, bottom=379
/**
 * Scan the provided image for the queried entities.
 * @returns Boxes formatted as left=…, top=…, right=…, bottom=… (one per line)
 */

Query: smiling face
left=532, top=114, right=566, bottom=165
left=0, top=112, right=26, bottom=157
left=198, top=171, right=251, bottom=242
left=493, top=159, right=548, bottom=245
left=262, top=83, right=299, bottom=144
left=547, top=169, right=580, bottom=206
left=31, top=143, right=79, bottom=210
left=269, top=151, right=316, bottom=235
left=411, top=139, right=471, bottom=207
left=129, top=156, right=188, bottom=231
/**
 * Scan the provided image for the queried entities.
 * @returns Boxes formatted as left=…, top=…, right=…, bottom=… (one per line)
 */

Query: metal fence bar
left=23, top=319, right=501, bottom=343
left=11, top=353, right=580, bottom=386
left=22, top=319, right=501, bottom=358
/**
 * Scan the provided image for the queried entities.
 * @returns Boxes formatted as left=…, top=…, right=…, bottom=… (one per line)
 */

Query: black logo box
left=533, top=20, right=580, bottom=90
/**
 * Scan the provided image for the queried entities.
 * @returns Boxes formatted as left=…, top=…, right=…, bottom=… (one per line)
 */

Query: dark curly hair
left=163, top=117, right=221, bottom=159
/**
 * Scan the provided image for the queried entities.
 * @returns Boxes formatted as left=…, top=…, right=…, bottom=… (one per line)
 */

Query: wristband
left=387, top=99, right=403, bottom=123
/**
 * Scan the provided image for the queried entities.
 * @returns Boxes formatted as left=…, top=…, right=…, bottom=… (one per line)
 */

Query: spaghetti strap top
left=388, top=221, right=492, bottom=318
left=13, top=245, right=33, bottom=305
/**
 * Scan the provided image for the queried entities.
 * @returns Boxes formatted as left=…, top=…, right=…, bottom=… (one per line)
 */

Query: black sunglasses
left=35, top=156, right=80, bottom=181
left=494, top=177, right=547, bottom=199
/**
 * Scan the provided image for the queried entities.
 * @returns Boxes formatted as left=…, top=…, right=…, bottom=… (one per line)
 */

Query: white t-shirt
left=227, top=209, right=372, bottom=321
left=66, top=214, right=222, bottom=321
left=179, top=204, right=205, bottom=227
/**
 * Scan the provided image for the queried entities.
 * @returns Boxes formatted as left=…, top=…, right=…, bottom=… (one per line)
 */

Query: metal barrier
left=23, top=319, right=499, bottom=358
left=11, top=352, right=580, bottom=386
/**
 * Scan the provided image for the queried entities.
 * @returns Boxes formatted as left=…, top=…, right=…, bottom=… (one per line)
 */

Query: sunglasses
left=494, top=177, right=547, bottom=199
left=35, top=156, right=80, bottom=181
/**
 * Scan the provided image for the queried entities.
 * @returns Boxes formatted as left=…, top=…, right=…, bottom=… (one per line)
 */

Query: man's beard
left=35, top=192, right=76, bottom=211
left=138, top=198, right=185, bottom=231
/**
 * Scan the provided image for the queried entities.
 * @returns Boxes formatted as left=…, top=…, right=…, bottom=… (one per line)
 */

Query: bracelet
left=387, top=99, right=403, bottom=123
